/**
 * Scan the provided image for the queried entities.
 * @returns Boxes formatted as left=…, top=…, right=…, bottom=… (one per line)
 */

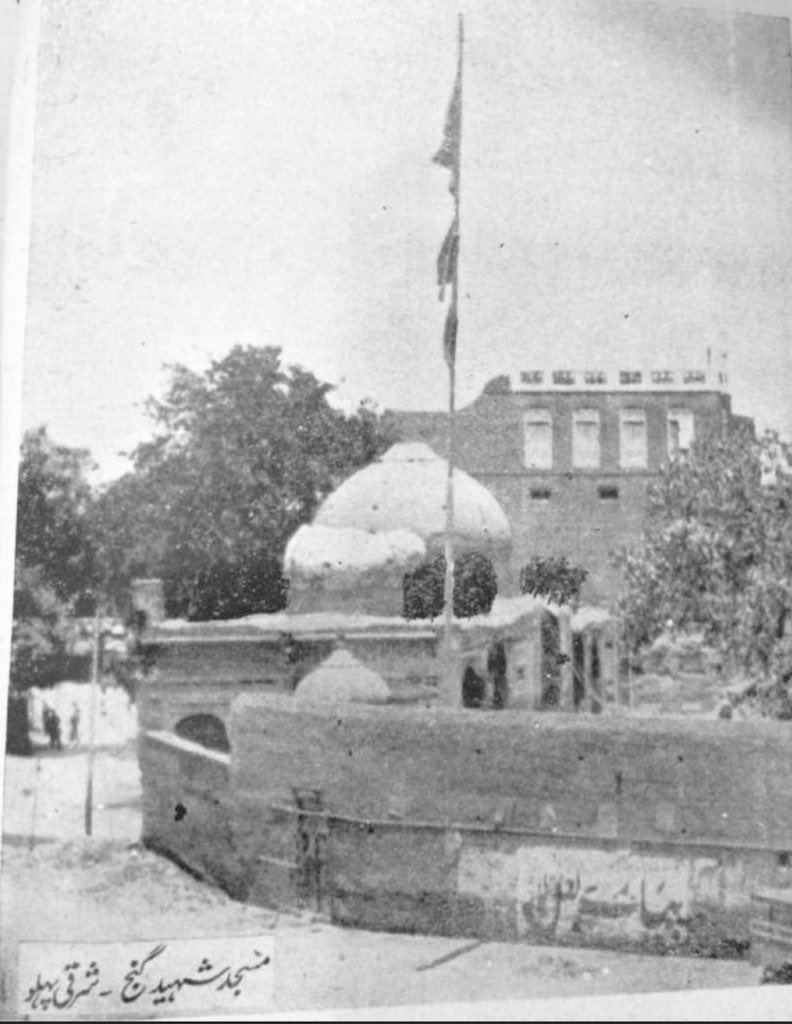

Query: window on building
left=668, top=408, right=694, bottom=457
left=620, top=370, right=642, bottom=386
left=598, top=485, right=619, bottom=500
left=530, top=487, right=552, bottom=500
left=573, top=409, right=600, bottom=468
left=523, top=410, right=553, bottom=469
left=619, top=408, right=647, bottom=468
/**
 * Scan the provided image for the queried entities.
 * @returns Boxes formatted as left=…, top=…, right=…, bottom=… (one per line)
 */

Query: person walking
left=42, top=706, right=54, bottom=747
left=69, top=702, right=81, bottom=745
left=48, top=709, right=63, bottom=751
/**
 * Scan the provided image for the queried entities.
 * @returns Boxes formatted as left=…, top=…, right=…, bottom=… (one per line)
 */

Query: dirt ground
left=0, top=744, right=772, bottom=1020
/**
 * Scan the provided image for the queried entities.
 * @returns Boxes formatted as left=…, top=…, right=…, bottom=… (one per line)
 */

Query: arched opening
left=462, top=666, right=486, bottom=709
left=487, top=642, right=508, bottom=709
left=174, top=713, right=230, bottom=753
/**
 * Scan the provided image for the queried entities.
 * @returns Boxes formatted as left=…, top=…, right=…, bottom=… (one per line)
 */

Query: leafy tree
left=10, top=429, right=97, bottom=693
left=92, top=346, right=399, bottom=619
left=615, top=429, right=792, bottom=710
left=15, top=427, right=96, bottom=600
left=403, top=552, right=498, bottom=619
left=519, top=555, right=587, bottom=606
left=10, top=561, right=72, bottom=690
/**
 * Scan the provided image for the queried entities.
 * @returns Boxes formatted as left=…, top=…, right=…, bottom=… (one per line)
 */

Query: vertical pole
left=29, top=755, right=41, bottom=852
left=626, top=632, right=634, bottom=711
left=84, top=604, right=100, bottom=836
left=558, top=608, right=574, bottom=711
left=441, top=335, right=457, bottom=703
left=441, top=14, right=463, bottom=706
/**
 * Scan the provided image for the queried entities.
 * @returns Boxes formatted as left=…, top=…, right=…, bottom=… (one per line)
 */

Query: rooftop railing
left=514, top=368, right=728, bottom=391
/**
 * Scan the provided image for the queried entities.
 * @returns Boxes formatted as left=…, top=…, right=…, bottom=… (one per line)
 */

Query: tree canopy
left=615, top=428, right=792, bottom=709
left=92, top=345, right=398, bottom=619
left=11, top=428, right=97, bottom=690
left=519, top=555, right=588, bottom=606
left=15, top=427, right=96, bottom=601
left=402, top=552, right=499, bottom=620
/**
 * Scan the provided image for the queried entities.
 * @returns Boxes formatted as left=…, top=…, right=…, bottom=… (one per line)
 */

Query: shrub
left=519, top=556, right=587, bottom=606
left=403, top=552, right=498, bottom=619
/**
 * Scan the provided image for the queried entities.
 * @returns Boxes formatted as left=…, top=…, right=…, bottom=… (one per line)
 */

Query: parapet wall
left=138, top=694, right=792, bottom=956
left=231, top=699, right=792, bottom=953
left=137, top=595, right=559, bottom=732
left=231, top=696, right=792, bottom=847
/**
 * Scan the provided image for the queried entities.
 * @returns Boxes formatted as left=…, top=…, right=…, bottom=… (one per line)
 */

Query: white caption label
left=18, top=935, right=274, bottom=1017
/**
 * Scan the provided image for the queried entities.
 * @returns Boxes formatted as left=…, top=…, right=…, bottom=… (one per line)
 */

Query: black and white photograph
left=2, top=0, right=792, bottom=1018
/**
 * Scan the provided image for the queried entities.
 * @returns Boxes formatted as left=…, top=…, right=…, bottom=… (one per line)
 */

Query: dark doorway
left=572, top=635, right=585, bottom=710
left=487, top=642, right=508, bottom=709
left=462, top=666, right=486, bottom=708
left=591, top=637, right=602, bottom=712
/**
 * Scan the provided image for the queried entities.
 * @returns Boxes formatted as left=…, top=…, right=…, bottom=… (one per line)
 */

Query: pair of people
left=42, top=703, right=80, bottom=749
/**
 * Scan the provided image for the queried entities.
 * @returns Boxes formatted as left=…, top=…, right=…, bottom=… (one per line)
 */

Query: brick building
left=394, top=362, right=752, bottom=605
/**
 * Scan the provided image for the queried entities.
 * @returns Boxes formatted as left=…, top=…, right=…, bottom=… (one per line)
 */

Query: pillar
left=558, top=608, right=574, bottom=711
left=583, top=631, right=594, bottom=712
left=601, top=626, right=618, bottom=706
left=437, top=630, right=463, bottom=707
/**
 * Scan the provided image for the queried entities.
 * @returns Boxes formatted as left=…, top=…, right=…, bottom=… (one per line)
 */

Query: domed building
left=135, top=440, right=565, bottom=907
left=136, top=441, right=562, bottom=721
left=285, top=442, right=515, bottom=616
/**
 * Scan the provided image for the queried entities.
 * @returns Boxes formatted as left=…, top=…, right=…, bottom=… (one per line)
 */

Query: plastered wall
left=227, top=696, right=792, bottom=952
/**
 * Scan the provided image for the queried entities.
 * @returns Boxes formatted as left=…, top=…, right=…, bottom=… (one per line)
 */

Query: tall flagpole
left=441, top=15, right=463, bottom=705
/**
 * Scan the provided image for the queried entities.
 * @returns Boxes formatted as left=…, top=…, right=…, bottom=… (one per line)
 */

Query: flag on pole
left=433, top=63, right=461, bottom=196
left=434, top=19, right=462, bottom=368
left=437, top=14, right=463, bottom=706
left=437, top=216, right=458, bottom=301
left=443, top=303, right=458, bottom=368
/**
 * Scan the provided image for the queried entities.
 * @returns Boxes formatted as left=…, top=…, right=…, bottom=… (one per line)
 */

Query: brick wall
left=395, top=386, right=736, bottom=603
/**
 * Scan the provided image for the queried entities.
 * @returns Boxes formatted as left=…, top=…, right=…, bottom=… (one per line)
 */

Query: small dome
left=314, top=443, right=511, bottom=553
left=294, top=648, right=391, bottom=704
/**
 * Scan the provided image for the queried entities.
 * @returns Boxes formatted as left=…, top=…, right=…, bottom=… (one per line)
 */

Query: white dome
left=294, top=648, right=391, bottom=704
left=314, top=443, right=511, bottom=552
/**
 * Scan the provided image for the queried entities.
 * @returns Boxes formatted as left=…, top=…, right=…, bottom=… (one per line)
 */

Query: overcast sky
left=4, top=0, right=792, bottom=480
